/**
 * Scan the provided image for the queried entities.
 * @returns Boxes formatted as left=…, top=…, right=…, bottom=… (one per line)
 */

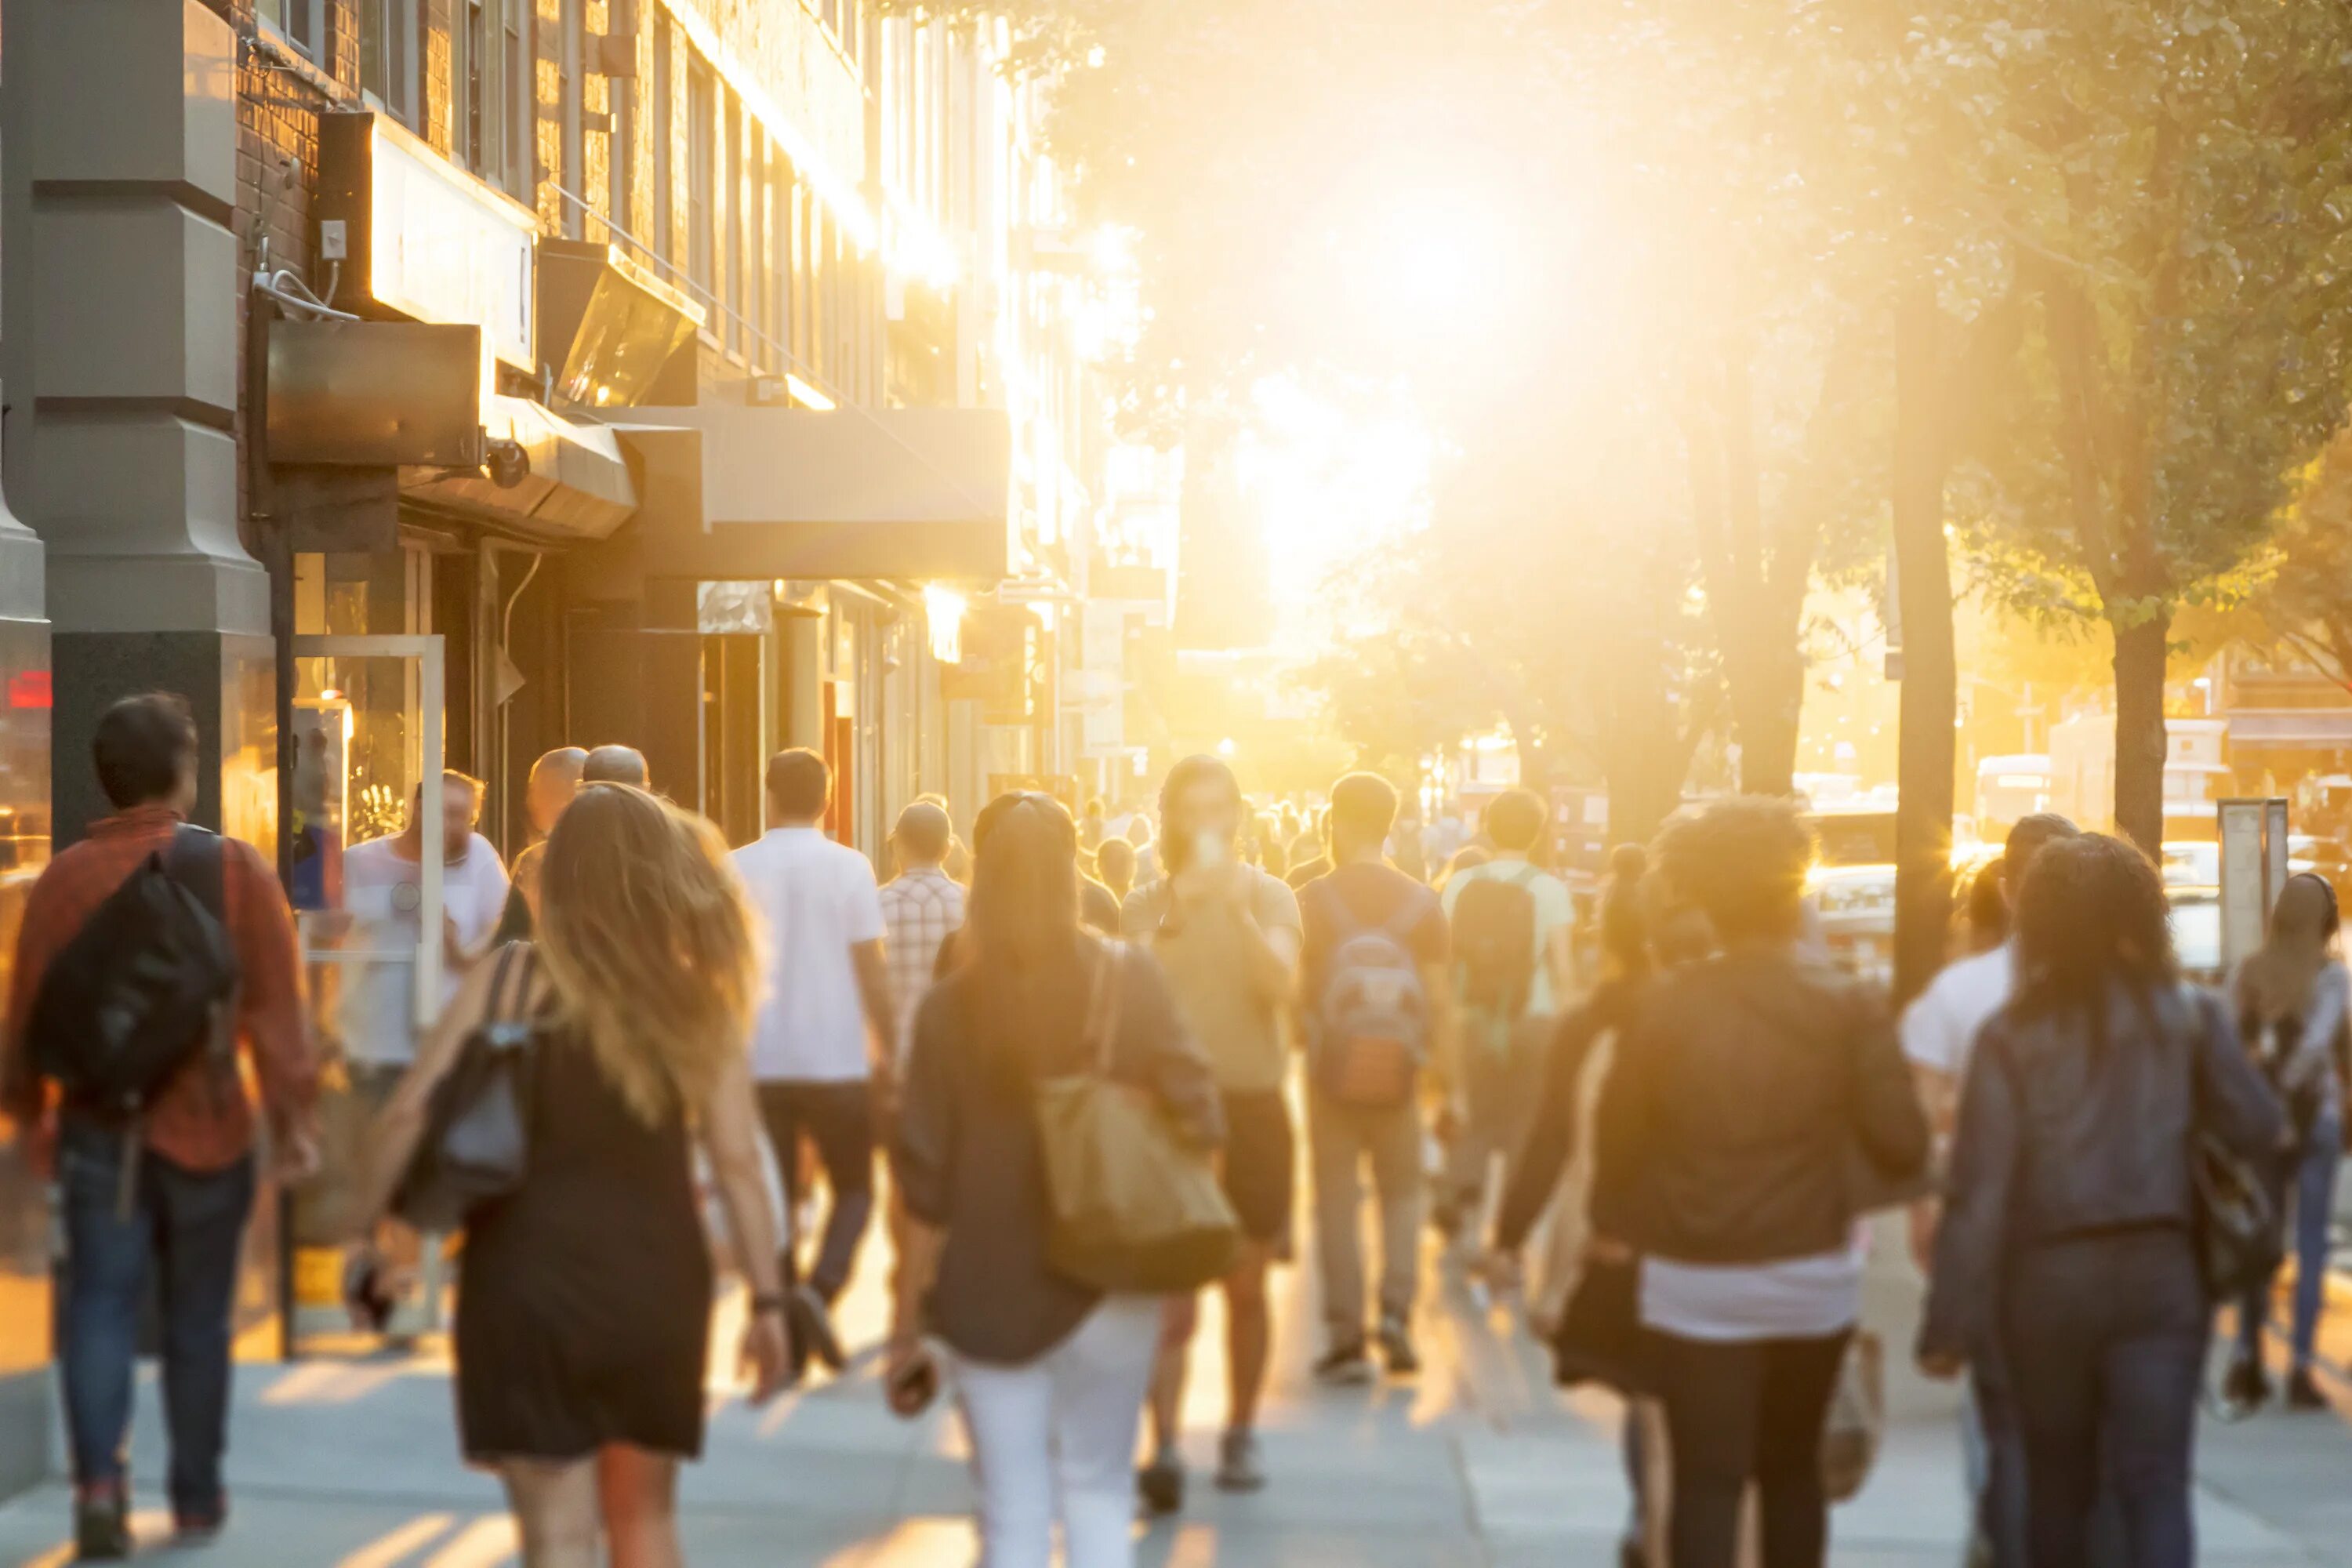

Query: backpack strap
left=1381, top=884, right=1435, bottom=942
left=164, top=824, right=230, bottom=927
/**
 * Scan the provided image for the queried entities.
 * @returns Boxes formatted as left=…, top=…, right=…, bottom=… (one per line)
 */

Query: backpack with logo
left=27, top=826, right=240, bottom=1129
left=1308, top=883, right=1434, bottom=1109
left=1453, top=864, right=1540, bottom=1022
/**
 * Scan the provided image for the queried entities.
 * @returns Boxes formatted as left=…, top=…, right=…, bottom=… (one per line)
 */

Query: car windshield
left=1809, top=812, right=1896, bottom=868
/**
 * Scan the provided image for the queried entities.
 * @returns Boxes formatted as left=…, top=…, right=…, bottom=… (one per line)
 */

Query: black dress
left=455, top=1013, right=712, bottom=1461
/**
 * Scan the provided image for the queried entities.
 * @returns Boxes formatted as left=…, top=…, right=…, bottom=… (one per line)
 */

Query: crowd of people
left=2, top=690, right=2347, bottom=1568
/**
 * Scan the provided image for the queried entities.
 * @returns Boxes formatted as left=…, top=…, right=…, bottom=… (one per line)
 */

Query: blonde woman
left=363, top=784, right=792, bottom=1568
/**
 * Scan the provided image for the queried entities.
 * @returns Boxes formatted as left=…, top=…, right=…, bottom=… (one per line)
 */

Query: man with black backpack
left=1296, top=772, right=1452, bottom=1385
left=1, top=693, right=318, bottom=1560
left=1437, top=789, right=1573, bottom=1237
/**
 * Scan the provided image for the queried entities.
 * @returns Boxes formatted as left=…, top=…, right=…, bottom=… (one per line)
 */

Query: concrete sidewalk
left=3, top=1227, right=2352, bottom=1565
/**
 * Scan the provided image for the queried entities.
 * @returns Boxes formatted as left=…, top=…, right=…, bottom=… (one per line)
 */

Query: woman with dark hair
left=2224, top=869, right=2349, bottom=1410
left=1921, top=834, right=2281, bottom=1567
left=890, top=793, right=1222, bottom=1568
left=1590, top=797, right=1927, bottom=1568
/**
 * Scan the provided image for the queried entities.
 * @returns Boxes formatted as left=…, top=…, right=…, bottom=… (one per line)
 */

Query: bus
left=1974, top=753, right=2052, bottom=839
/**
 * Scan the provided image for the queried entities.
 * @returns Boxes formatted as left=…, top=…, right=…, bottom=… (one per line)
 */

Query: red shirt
left=2, top=804, right=317, bottom=1171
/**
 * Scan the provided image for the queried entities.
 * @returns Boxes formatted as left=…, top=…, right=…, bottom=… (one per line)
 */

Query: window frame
left=686, top=60, right=717, bottom=309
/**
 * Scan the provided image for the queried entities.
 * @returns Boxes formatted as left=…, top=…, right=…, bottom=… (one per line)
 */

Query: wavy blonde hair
left=535, top=784, right=760, bottom=1126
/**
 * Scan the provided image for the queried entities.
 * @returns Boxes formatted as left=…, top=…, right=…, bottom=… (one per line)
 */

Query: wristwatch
left=750, top=1291, right=789, bottom=1317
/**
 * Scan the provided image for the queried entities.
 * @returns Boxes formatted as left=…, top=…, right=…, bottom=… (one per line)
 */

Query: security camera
left=485, top=437, right=530, bottom=489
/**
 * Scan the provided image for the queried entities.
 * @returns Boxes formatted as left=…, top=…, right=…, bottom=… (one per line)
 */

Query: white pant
left=953, top=1296, right=1162, bottom=1568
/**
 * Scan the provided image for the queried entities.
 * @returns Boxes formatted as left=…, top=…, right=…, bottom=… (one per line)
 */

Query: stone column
left=1, top=0, right=269, bottom=847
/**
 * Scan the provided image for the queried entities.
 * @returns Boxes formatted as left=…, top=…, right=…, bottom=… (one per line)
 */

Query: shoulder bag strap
left=481, top=942, right=536, bottom=1032
left=1084, top=938, right=1128, bottom=1076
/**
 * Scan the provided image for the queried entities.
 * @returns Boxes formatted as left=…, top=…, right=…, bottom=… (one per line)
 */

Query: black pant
left=1651, top=1327, right=1852, bottom=1568
left=756, top=1080, right=875, bottom=1303
left=2002, top=1231, right=2203, bottom=1568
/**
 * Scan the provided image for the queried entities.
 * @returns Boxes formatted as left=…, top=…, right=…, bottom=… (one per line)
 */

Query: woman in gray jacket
left=1920, top=833, right=2281, bottom=1568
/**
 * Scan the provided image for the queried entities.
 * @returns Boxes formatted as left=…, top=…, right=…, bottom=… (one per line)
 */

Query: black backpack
left=26, top=826, right=241, bottom=1120
left=1453, top=865, right=1540, bottom=1018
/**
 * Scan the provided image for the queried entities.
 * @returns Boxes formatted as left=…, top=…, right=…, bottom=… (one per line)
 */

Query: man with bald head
left=877, top=799, right=964, bottom=1071
left=580, top=743, right=650, bottom=789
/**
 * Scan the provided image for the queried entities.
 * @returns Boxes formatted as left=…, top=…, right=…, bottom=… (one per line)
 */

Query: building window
left=258, top=0, right=325, bottom=59
left=560, top=0, right=585, bottom=237
left=360, top=0, right=420, bottom=128
left=456, top=0, right=531, bottom=197
left=652, top=20, right=673, bottom=275
left=840, top=0, right=859, bottom=65
left=610, top=18, right=635, bottom=237
left=687, top=61, right=715, bottom=305
left=503, top=0, right=529, bottom=195
left=724, top=95, right=744, bottom=354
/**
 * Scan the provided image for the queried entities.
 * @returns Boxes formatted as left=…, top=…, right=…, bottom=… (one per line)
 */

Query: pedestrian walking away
left=891, top=791, right=1223, bottom=1568
left=2223, top=869, right=2350, bottom=1412
left=1, top=692, right=321, bottom=1560
left=1437, top=787, right=1574, bottom=1239
left=731, top=748, right=897, bottom=1375
left=1124, top=753, right=1301, bottom=1508
left=1489, top=844, right=1696, bottom=1568
left=492, top=746, right=589, bottom=943
left=877, top=800, right=967, bottom=1073
left=358, top=782, right=792, bottom=1568
left=1591, top=797, right=1930, bottom=1568
left=1902, top=813, right=2078, bottom=1568
left=1295, top=771, right=1451, bottom=1385
left=1920, top=833, right=2284, bottom=1568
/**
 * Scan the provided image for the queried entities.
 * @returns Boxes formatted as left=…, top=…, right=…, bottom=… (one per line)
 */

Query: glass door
left=285, top=635, right=445, bottom=1351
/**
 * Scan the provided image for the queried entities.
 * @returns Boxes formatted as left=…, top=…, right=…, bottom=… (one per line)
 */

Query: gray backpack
left=1308, top=884, right=1433, bottom=1108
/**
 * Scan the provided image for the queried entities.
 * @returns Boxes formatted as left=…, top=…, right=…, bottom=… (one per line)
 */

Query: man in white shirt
left=337, top=771, right=511, bottom=1075
left=731, top=749, right=895, bottom=1371
left=1904, top=811, right=2077, bottom=1568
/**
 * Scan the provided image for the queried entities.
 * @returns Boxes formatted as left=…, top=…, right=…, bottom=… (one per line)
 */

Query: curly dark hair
left=2011, top=833, right=2175, bottom=1012
left=1653, top=796, right=1815, bottom=942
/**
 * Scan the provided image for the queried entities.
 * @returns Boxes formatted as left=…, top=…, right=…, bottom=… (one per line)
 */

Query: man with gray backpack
left=1437, top=788, right=1573, bottom=1236
left=1297, top=772, right=1453, bottom=1384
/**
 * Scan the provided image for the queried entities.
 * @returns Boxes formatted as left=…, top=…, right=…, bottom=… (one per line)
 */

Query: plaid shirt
left=878, top=867, right=966, bottom=1065
left=2, top=805, right=317, bottom=1171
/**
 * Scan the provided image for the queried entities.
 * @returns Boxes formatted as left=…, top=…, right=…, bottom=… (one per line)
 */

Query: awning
left=399, top=395, right=637, bottom=542
left=614, top=405, right=1012, bottom=581
left=2226, top=709, right=2352, bottom=750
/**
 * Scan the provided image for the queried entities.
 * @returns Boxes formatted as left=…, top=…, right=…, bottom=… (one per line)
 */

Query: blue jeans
left=57, top=1117, right=255, bottom=1519
left=2237, top=1108, right=2342, bottom=1373
left=2004, top=1230, right=2204, bottom=1568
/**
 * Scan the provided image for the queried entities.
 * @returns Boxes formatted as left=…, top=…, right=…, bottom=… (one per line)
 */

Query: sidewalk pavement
left=5, top=1217, right=2352, bottom=1565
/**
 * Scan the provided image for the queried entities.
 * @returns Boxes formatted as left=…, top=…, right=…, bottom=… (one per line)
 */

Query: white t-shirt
left=732, top=826, right=887, bottom=1083
left=1900, top=944, right=2015, bottom=1082
left=1641, top=1243, right=1867, bottom=1342
left=1440, top=855, right=1577, bottom=1015
left=338, top=832, right=513, bottom=1064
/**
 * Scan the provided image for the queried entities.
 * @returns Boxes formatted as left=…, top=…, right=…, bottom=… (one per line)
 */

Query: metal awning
left=400, top=395, right=637, bottom=541
left=2226, top=709, right=2352, bottom=749
left=614, top=405, right=1012, bottom=580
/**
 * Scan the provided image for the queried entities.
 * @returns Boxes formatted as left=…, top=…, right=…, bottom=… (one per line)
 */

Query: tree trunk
left=1730, top=646, right=1803, bottom=799
left=2111, top=608, right=2172, bottom=854
left=1890, top=291, right=1958, bottom=1006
